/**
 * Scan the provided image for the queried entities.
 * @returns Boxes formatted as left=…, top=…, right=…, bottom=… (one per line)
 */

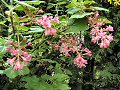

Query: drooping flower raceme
left=36, top=15, right=60, bottom=36
left=19, top=8, right=60, bottom=36
left=53, top=35, right=92, bottom=68
left=6, top=38, right=32, bottom=70
left=88, top=12, right=114, bottom=48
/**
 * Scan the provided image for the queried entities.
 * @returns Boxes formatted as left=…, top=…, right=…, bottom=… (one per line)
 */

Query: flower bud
left=28, top=42, right=32, bottom=46
left=7, top=41, right=14, bottom=45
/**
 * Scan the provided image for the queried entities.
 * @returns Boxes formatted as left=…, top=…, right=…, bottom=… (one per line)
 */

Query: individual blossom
left=20, top=23, right=28, bottom=26
left=45, top=28, right=57, bottom=36
left=84, top=48, right=92, bottom=56
left=74, top=55, right=88, bottom=68
left=37, top=9, right=44, bottom=14
left=13, top=61, right=23, bottom=70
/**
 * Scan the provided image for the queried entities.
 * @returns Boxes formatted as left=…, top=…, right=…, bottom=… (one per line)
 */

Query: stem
left=56, top=4, right=58, bottom=16
left=1, top=0, right=15, bottom=34
left=17, top=33, right=20, bottom=61
left=10, top=9, right=16, bottom=34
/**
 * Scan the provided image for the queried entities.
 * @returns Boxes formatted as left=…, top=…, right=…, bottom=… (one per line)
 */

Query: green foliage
left=0, top=38, right=7, bottom=56
left=22, top=74, right=70, bottom=90
left=3, top=67, right=30, bottom=79
left=68, top=18, right=89, bottom=33
left=0, top=0, right=120, bottom=90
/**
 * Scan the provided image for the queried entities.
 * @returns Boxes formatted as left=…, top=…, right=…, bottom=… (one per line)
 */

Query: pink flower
left=20, top=23, right=28, bottom=26
left=13, top=61, right=23, bottom=70
left=91, top=29, right=98, bottom=35
left=91, top=36, right=100, bottom=43
left=42, top=15, right=51, bottom=28
left=22, top=52, right=29, bottom=57
left=65, top=52, right=71, bottom=57
left=74, top=55, right=88, bottom=68
left=88, top=17, right=94, bottom=24
left=54, top=44, right=60, bottom=50
left=37, top=9, right=44, bottom=14
left=7, top=41, right=14, bottom=45
left=106, top=25, right=114, bottom=31
left=99, top=30, right=106, bottom=37
left=89, top=12, right=114, bottom=49
left=78, top=44, right=82, bottom=49
left=84, top=48, right=92, bottom=56
left=22, top=54, right=32, bottom=62
left=53, top=17, right=60, bottom=23
left=95, top=12, right=99, bottom=19
left=107, top=34, right=113, bottom=42
left=7, top=38, right=32, bottom=70
left=10, top=49, right=19, bottom=55
left=51, top=28, right=56, bottom=35
left=36, top=15, right=59, bottom=36
left=22, top=37, right=27, bottom=42
left=6, top=47, right=12, bottom=51
left=45, top=29, right=51, bottom=36
left=37, top=16, right=51, bottom=28
left=7, top=57, right=16, bottom=66
left=28, top=42, right=32, bottom=46
left=96, top=22, right=104, bottom=27
left=99, top=39, right=110, bottom=48
left=26, top=54, right=32, bottom=61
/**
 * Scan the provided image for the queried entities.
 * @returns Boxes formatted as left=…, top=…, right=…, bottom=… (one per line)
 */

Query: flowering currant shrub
left=5, top=10, right=113, bottom=71
left=0, top=0, right=116, bottom=89
left=88, top=12, right=114, bottom=48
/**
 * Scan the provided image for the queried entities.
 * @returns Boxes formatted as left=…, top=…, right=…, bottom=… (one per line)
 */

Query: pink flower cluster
left=54, top=36, right=92, bottom=68
left=6, top=38, right=32, bottom=70
left=36, top=15, right=60, bottom=36
left=88, top=12, right=114, bottom=48
left=19, top=8, right=59, bottom=36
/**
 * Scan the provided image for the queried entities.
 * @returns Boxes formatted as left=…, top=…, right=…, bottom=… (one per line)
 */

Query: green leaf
left=70, top=12, right=94, bottom=19
left=29, top=27, right=45, bottom=33
left=66, top=69, right=72, bottom=75
left=98, top=16, right=112, bottom=24
left=57, top=1, right=67, bottom=5
left=14, top=1, right=36, bottom=10
left=19, top=18, right=29, bottom=22
left=68, top=18, right=89, bottom=33
left=0, top=21, right=6, bottom=25
left=14, top=5, right=24, bottom=11
left=0, top=70, right=4, bottom=74
left=0, top=38, right=7, bottom=56
left=4, top=67, right=18, bottom=78
left=117, top=52, right=120, bottom=58
left=4, top=67, right=30, bottom=78
left=67, top=8, right=81, bottom=14
left=18, top=66, right=30, bottom=75
left=22, top=76, right=45, bottom=90
left=66, top=3, right=74, bottom=8
left=17, top=26, right=29, bottom=31
left=83, top=1, right=96, bottom=5
left=92, top=7, right=109, bottom=12
left=55, top=83, right=71, bottom=90
left=25, top=1, right=45, bottom=5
